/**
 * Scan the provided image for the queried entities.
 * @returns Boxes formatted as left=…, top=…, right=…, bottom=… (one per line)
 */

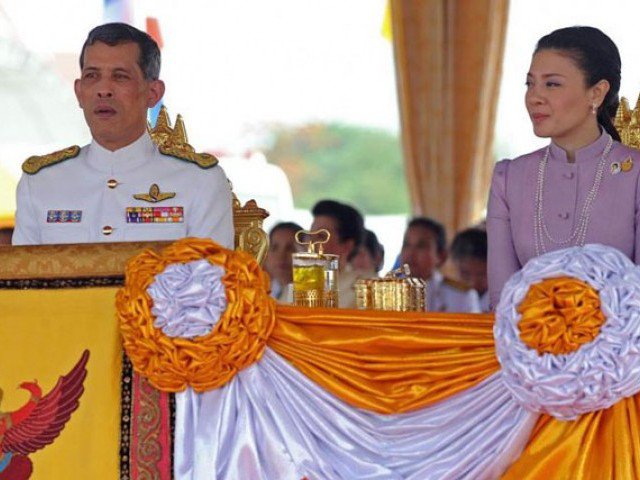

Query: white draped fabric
left=174, top=349, right=537, bottom=480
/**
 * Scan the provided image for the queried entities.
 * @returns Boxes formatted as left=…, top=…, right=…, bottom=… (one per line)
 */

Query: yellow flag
left=0, top=288, right=121, bottom=479
left=381, top=0, right=393, bottom=40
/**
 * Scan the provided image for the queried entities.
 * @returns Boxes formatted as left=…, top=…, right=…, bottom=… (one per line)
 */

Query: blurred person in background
left=310, top=199, right=365, bottom=308
left=264, top=221, right=303, bottom=302
left=349, top=229, right=385, bottom=277
left=400, top=217, right=480, bottom=313
left=450, top=228, right=489, bottom=312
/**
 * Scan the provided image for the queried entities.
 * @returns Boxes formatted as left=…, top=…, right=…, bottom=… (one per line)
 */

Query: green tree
left=264, top=123, right=409, bottom=214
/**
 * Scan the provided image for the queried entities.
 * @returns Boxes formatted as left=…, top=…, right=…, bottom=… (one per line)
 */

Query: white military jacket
left=12, top=133, right=234, bottom=248
left=426, top=270, right=481, bottom=313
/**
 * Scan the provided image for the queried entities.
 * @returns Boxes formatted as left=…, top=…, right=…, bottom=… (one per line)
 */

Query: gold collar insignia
left=133, top=184, right=176, bottom=203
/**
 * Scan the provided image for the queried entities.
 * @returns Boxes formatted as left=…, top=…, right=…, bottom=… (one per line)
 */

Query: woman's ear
left=591, top=79, right=611, bottom=109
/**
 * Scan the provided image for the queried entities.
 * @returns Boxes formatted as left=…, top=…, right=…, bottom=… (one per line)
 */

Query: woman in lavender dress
left=487, top=26, right=640, bottom=309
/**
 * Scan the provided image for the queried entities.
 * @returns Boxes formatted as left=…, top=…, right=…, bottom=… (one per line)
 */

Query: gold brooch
left=133, top=184, right=176, bottom=203
left=621, top=156, right=634, bottom=173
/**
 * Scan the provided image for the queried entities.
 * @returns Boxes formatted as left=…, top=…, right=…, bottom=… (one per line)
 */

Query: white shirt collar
left=85, top=132, right=156, bottom=174
left=428, top=270, right=443, bottom=287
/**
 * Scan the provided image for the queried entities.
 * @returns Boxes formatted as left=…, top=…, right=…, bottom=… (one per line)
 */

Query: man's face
left=399, top=226, right=445, bottom=281
left=453, top=257, right=488, bottom=295
left=74, top=41, right=165, bottom=151
left=265, top=228, right=301, bottom=285
left=310, top=215, right=353, bottom=268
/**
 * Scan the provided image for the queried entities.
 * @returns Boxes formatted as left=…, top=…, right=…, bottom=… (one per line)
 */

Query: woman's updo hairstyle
left=535, top=26, right=621, bottom=141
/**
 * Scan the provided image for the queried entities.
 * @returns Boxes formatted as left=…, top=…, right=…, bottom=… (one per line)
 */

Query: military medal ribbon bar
left=126, top=206, right=184, bottom=223
left=47, top=210, right=82, bottom=223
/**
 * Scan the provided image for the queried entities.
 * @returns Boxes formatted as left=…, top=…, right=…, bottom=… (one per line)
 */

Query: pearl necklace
left=534, top=135, right=613, bottom=257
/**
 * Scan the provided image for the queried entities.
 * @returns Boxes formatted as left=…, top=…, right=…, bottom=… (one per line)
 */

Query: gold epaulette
left=22, top=146, right=81, bottom=175
left=158, top=145, right=218, bottom=169
left=443, top=277, right=473, bottom=292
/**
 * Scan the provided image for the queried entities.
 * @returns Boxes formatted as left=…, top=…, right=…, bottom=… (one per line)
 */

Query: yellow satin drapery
left=503, top=396, right=640, bottom=479
left=268, top=302, right=640, bottom=478
left=268, top=305, right=498, bottom=414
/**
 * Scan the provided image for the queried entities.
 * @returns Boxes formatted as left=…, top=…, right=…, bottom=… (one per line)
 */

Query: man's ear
left=147, top=79, right=165, bottom=108
left=343, top=238, right=356, bottom=259
left=74, top=79, right=83, bottom=108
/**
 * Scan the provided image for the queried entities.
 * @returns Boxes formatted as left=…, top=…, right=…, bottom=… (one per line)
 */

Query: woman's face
left=351, top=246, right=377, bottom=274
left=264, top=228, right=300, bottom=285
left=525, top=49, right=604, bottom=147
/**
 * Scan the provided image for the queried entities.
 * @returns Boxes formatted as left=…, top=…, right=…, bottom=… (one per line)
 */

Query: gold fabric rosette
left=117, top=238, right=276, bottom=392
left=517, top=276, right=605, bottom=355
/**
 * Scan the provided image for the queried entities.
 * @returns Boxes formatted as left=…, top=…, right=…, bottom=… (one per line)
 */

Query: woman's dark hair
left=535, top=26, right=621, bottom=141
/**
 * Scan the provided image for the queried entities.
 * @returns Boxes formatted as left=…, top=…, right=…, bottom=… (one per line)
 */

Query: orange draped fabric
left=118, top=239, right=275, bottom=392
left=391, top=0, right=509, bottom=232
left=503, top=395, right=640, bottom=479
left=268, top=305, right=499, bottom=414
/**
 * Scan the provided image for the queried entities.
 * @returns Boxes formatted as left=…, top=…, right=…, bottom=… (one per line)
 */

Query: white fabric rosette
left=147, top=259, right=227, bottom=339
left=495, top=243, right=640, bottom=420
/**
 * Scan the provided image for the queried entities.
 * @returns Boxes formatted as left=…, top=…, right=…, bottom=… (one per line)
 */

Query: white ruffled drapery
left=145, top=243, right=640, bottom=479
left=174, top=348, right=537, bottom=480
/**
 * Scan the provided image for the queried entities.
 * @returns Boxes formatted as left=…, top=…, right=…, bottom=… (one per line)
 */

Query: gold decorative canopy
left=148, top=106, right=269, bottom=263
left=614, top=96, right=640, bottom=150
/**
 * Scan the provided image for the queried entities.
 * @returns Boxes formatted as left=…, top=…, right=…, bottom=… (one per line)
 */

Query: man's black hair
left=450, top=228, right=487, bottom=261
left=407, top=217, right=446, bottom=253
left=311, top=199, right=365, bottom=250
left=80, top=22, right=161, bottom=80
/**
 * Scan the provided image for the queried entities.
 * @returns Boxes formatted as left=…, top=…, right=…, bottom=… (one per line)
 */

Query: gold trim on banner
left=0, top=242, right=170, bottom=280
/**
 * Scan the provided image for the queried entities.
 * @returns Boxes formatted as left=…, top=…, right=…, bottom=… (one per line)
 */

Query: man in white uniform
left=12, top=23, right=233, bottom=248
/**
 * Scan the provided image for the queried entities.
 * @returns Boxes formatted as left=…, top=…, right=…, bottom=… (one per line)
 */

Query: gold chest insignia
left=133, top=184, right=176, bottom=203
left=22, top=146, right=81, bottom=175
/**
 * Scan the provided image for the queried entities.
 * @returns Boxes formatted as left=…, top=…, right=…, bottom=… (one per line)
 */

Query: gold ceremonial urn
left=292, top=229, right=339, bottom=308
left=355, top=265, right=426, bottom=312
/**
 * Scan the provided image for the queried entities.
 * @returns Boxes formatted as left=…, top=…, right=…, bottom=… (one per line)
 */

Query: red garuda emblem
left=0, top=350, right=89, bottom=480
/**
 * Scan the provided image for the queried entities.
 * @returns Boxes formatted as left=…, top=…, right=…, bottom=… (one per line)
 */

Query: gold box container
left=355, top=266, right=426, bottom=312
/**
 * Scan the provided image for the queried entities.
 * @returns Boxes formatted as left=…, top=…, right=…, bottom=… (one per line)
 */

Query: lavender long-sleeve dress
left=487, top=131, right=640, bottom=308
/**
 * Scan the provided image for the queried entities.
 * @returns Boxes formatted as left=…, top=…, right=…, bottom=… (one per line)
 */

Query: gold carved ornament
left=614, top=95, right=640, bottom=150
left=148, top=106, right=270, bottom=264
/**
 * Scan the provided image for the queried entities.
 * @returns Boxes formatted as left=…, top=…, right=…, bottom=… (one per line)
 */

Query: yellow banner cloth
left=269, top=305, right=499, bottom=414
left=0, top=288, right=121, bottom=480
left=503, top=395, right=640, bottom=479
